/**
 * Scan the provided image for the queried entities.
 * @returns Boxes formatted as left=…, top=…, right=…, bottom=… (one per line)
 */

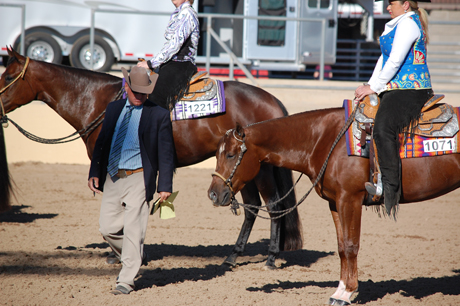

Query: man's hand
left=88, top=177, right=101, bottom=194
left=158, top=191, right=171, bottom=203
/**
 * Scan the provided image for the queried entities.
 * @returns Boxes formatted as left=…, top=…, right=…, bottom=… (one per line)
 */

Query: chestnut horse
left=208, top=111, right=460, bottom=305
left=0, top=47, right=302, bottom=268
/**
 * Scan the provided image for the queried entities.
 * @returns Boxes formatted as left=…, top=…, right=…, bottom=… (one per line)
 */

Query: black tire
left=17, top=32, right=63, bottom=64
left=1, top=56, right=8, bottom=67
left=70, top=35, right=114, bottom=72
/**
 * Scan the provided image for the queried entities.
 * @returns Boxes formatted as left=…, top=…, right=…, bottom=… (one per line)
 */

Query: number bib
left=423, top=138, right=456, bottom=153
left=171, top=80, right=226, bottom=121
left=183, top=101, right=214, bottom=116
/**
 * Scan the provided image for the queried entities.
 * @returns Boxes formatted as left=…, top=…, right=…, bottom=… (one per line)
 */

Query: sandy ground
left=0, top=162, right=459, bottom=306
left=1, top=68, right=460, bottom=305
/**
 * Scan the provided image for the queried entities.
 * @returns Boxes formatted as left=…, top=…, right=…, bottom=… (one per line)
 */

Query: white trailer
left=0, top=0, right=340, bottom=74
left=0, top=0, right=198, bottom=71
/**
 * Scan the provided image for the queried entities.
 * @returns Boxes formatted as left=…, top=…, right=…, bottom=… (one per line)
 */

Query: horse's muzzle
left=208, top=185, right=231, bottom=207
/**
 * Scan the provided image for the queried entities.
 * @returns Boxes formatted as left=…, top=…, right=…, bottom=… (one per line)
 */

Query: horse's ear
left=6, top=45, right=12, bottom=57
left=235, top=122, right=245, bottom=138
left=7, top=46, right=23, bottom=61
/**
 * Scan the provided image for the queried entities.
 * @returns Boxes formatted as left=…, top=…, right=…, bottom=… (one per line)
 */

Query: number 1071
left=423, top=138, right=456, bottom=152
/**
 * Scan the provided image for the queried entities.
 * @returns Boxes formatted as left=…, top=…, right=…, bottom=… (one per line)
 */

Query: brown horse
left=208, top=110, right=460, bottom=305
left=0, top=47, right=302, bottom=269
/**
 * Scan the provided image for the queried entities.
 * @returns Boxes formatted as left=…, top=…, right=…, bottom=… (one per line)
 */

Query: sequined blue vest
left=380, top=14, right=432, bottom=90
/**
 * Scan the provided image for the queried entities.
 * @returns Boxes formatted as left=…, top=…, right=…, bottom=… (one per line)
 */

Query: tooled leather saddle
left=355, top=94, right=457, bottom=139
left=354, top=93, right=457, bottom=203
left=181, top=71, right=217, bottom=101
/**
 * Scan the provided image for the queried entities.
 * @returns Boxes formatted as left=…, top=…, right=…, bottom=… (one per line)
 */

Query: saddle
left=355, top=94, right=457, bottom=138
left=181, top=71, right=217, bottom=101
left=354, top=93, right=455, bottom=203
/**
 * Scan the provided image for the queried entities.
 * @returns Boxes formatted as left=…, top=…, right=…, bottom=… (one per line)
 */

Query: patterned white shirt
left=149, top=1, right=199, bottom=68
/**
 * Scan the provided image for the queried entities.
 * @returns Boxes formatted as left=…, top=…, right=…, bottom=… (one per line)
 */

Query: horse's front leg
left=254, top=164, right=282, bottom=270
left=327, top=197, right=362, bottom=305
left=223, top=180, right=261, bottom=267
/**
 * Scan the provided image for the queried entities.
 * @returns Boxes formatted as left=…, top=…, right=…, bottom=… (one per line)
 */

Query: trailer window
left=257, top=0, right=286, bottom=46
left=308, top=0, right=331, bottom=9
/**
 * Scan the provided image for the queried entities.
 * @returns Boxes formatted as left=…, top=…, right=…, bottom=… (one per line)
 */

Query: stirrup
left=365, top=173, right=383, bottom=196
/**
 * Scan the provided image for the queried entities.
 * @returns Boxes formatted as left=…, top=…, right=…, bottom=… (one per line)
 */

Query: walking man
left=88, top=66, right=175, bottom=294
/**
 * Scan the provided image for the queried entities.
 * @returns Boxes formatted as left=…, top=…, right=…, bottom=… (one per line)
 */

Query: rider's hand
left=354, top=84, right=375, bottom=101
left=137, top=61, right=149, bottom=69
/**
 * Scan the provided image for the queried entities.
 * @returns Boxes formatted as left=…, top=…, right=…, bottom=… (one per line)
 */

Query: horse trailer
left=0, top=0, right=339, bottom=72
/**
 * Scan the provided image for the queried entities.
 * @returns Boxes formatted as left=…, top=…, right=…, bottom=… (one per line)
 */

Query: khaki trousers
left=99, top=172, right=149, bottom=288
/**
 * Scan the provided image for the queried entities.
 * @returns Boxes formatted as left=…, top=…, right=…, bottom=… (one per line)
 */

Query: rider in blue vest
left=354, top=0, right=433, bottom=217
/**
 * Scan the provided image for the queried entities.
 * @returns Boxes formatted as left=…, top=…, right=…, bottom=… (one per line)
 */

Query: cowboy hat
left=121, top=66, right=158, bottom=94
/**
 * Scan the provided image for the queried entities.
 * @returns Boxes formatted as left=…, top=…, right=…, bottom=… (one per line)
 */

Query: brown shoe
left=111, top=285, right=132, bottom=295
left=106, top=252, right=120, bottom=265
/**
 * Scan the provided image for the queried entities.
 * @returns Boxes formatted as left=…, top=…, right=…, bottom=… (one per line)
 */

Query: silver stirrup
left=365, top=173, right=383, bottom=196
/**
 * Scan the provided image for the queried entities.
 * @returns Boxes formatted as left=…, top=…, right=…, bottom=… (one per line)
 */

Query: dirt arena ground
left=1, top=67, right=460, bottom=305
left=1, top=162, right=459, bottom=306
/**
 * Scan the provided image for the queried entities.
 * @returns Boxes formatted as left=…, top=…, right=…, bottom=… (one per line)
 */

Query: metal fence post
left=319, top=18, right=326, bottom=81
left=206, top=16, right=212, bottom=74
left=90, top=8, right=95, bottom=71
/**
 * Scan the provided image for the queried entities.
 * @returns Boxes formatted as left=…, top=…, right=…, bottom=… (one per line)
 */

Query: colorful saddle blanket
left=343, top=98, right=460, bottom=159
left=171, top=72, right=226, bottom=121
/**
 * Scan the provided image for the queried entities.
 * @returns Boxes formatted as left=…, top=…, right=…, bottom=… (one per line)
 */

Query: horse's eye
left=226, top=153, right=235, bottom=159
left=4, top=75, right=13, bottom=84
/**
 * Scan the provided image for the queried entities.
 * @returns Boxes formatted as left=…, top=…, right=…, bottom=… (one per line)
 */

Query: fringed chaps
left=148, top=60, right=197, bottom=111
left=374, top=89, right=433, bottom=218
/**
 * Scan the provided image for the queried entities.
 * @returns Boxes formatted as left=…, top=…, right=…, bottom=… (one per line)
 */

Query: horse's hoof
left=262, top=264, right=277, bottom=271
left=222, top=260, right=237, bottom=269
left=327, top=297, right=351, bottom=306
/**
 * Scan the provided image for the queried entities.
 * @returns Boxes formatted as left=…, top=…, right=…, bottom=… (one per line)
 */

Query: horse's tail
left=274, top=166, right=303, bottom=251
left=0, top=124, right=13, bottom=212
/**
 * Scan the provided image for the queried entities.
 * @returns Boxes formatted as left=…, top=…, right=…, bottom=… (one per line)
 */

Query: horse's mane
left=47, top=62, right=122, bottom=85
left=5, top=55, right=122, bottom=87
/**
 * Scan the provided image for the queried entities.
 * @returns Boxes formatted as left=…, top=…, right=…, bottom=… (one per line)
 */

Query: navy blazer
left=89, top=98, right=175, bottom=202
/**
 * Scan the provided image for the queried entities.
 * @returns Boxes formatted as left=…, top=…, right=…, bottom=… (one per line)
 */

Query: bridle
left=0, top=57, right=30, bottom=123
left=211, top=128, right=247, bottom=215
left=209, top=100, right=360, bottom=220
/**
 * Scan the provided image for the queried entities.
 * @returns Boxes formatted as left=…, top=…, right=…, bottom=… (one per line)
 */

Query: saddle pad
left=343, top=99, right=460, bottom=159
left=171, top=80, right=225, bottom=121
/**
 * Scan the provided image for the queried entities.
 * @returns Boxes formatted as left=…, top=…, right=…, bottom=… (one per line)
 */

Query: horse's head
left=0, top=46, right=36, bottom=116
left=208, top=122, right=261, bottom=207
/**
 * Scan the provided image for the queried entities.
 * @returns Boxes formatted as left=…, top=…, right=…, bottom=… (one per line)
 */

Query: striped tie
left=107, top=105, right=135, bottom=178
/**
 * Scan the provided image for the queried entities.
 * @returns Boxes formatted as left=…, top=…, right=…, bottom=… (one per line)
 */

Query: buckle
left=117, top=169, right=128, bottom=178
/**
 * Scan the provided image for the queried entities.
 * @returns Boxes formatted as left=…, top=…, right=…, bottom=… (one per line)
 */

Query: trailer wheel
left=70, top=35, right=114, bottom=72
left=2, top=56, right=8, bottom=67
left=17, top=32, right=63, bottom=64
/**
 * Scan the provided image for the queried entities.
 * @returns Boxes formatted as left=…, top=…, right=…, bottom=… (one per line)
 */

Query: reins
left=213, top=100, right=360, bottom=219
left=0, top=57, right=124, bottom=144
